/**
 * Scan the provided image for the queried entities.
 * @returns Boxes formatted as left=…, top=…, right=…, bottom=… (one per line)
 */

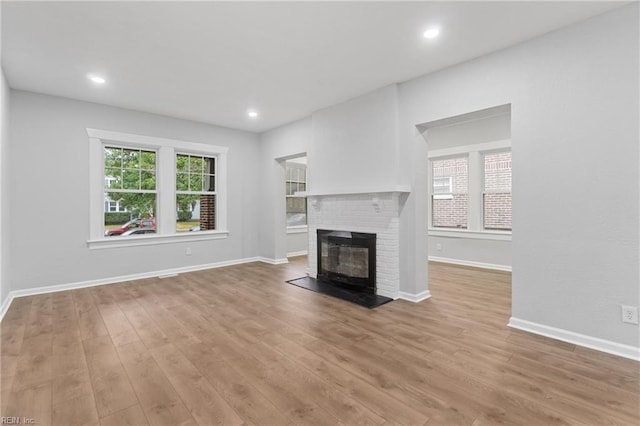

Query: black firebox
left=317, top=229, right=376, bottom=294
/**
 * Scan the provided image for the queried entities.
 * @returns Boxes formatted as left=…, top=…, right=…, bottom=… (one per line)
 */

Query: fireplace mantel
left=297, top=185, right=411, bottom=197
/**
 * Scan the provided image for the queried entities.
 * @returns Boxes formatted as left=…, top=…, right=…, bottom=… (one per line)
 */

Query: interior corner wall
left=399, top=4, right=639, bottom=348
left=8, top=90, right=261, bottom=292
left=0, top=67, right=11, bottom=309
left=258, top=117, right=311, bottom=261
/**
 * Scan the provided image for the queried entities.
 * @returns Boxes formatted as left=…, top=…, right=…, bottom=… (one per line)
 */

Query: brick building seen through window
left=431, top=151, right=511, bottom=231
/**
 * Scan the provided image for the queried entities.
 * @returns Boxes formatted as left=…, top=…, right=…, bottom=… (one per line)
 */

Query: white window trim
left=287, top=225, right=308, bottom=234
left=428, top=228, right=512, bottom=241
left=428, top=139, right=511, bottom=238
left=87, top=128, right=229, bottom=249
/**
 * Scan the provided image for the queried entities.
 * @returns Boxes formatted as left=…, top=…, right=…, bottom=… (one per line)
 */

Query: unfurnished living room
left=0, top=1, right=638, bottom=425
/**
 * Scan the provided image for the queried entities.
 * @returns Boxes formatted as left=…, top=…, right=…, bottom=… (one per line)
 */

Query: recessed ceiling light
left=247, top=110, right=259, bottom=118
left=423, top=28, right=440, bottom=39
left=88, top=75, right=106, bottom=84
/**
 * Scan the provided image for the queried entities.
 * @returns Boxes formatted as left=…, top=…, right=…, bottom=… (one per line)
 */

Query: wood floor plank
left=99, top=404, right=149, bottom=426
left=52, top=394, right=99, bottom=426
left=72, top=290, right=109, bottom=341
left=2, top=257, right=638, bottom=425
left=3, top=381, right=52, bottom=426
left=150, top=343, right=244, bottom=425
left=82, top=336, right=138, bottom=418
left=117, top=341, right=196, bottom=426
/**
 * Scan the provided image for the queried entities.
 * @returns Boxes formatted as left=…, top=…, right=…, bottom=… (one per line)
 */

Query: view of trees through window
left=103, top=148, right=218, bottom=236
left=104, top=147, right=157, bottom=236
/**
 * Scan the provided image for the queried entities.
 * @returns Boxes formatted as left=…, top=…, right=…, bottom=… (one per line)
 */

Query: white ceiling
left=1, top=1, right=626, bottom=133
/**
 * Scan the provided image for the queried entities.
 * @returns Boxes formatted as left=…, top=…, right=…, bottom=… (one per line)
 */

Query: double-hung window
left=176, top=154, right=217, bottom=232
left=430, top=157, right=468, bottom=228
left=285, top=162, right=307, bottom=228
left=483, top=151, right=512, bottom=231
left=88, top=129, right=228, bottom=248
left=104, top=146, right=157, bottom=223
left=428, top=140, right=511, bottom=238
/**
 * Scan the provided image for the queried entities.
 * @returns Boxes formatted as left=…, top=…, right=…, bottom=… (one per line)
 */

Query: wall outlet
left=621, top=305, right=638, bottom=324
left=185, top=247, right=192, bottom=256
left=436, top=243, right=442, bottom=252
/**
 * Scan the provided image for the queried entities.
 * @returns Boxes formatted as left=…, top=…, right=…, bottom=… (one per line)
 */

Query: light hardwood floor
left=1, top=257, right=638, bottom=425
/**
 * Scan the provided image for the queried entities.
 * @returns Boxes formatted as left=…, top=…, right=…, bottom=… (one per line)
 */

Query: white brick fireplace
left=307, top=190, right=407, bottom=299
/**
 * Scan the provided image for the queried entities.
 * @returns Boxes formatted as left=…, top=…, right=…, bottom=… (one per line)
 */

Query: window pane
left=484, top=151, right=512, bottom=230
left=287, top=197, right=306, bottom=214
left=284, top=161, right=307, bottom=227
left=433, top=177, right=452, bottom=194
left=287, top=212, right=307, bottom=227
left=104, top=193, right=156, bottom=235
left=432, top=194, right=468, bottom=228
left=176, top=154, right=189, bottom=173
left=105, top=169, right=121, bottom=189
left=177, top=194, right=216, bottom=232
left=205, top=157, right=215, bottom=175
left=189, top=156, right=204, bottom=174
left=484, top=152, right=512, bottom=192
left=123, top=169, right=140, bottom=190
left=104, top=147, right=123, bottom=168
left=176, top=173, right=189, bottom=191
left=189, top=173, right=203, bottom=192
left=122, top=149, right=139, bottom=169
left=484, top=193, right=512, bottom=230
left=176, top=194, right=199, bottom=231
left=141, top=170, right=156, bottom=190
left=431, top=157, right=468, bottom=228
left=141, top=151, right=156, bottom=171
left=204, top=174, right=215, bottom=192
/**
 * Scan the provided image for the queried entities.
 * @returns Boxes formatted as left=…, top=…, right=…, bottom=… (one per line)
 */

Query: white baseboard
left=256, top=257, right=289, bottom=265
left=428, top=256, right=512, bottom=272
left=0, top=256, right=282, bottom=322
left=376, top=289, right=431, bottom=303
left=508, top=317, right=640, bottom=361
left=398, top=290, right=432, bottom=303
left=0, top=294, right=12, bottom=323
left=286, top=250, right=308, bottom=258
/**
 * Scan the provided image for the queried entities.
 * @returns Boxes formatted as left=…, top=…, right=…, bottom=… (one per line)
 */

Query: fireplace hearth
left=286, top=229, right=392, bottom=309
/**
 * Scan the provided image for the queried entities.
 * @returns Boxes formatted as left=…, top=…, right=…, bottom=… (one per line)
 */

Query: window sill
left=428, top=228, right=512, bottom=241
left=87, top=230, right=230, bottom=250
left=287, top=226, right=308, bottom=234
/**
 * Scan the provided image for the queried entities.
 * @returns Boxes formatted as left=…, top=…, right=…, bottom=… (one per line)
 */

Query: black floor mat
left=287, top=276, right=393, bottom=309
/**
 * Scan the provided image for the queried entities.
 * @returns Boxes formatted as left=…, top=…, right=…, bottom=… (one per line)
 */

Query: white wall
left=427, top=112, right=512, bottom=269
left=399, top=4, right=639, bottom=349
left=428, top=236, right=511, bottom=270
left=426, top=112, right=510, bottom=150
left=0, top=67, right=10, bottom=309
left=286, top=231, right=307, bottom=256
left=258, top=117, right=311, bottom=261
left=310, top=85, right=401, bottom=194
left=9, top=90, right=261, bottom=291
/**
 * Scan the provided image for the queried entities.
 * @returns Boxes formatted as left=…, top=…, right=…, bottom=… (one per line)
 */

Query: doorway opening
left=420, top=104, right=513, bottom=321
